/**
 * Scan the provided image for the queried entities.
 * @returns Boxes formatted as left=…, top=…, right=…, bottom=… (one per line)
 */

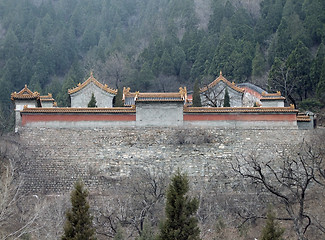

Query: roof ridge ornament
left=220, top=70, right=222, bottom=76
left=68, top=73, right=117, bottom=95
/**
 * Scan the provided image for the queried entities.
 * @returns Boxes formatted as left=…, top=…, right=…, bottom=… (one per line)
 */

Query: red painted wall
left=21, top=113, right=297, bottom=126
left=22, top=114, right=136, bottom=126
left=184, top=114, right=296, bottom=122
left=242, top=87, right=262, bottom=99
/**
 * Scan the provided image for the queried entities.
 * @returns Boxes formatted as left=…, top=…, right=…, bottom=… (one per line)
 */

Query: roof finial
left=90, top=71, right=94, bottom=78
left=220, top=70, right=222, bottom=76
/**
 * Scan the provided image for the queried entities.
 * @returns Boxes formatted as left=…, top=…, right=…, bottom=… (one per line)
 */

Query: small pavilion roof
left=68, top=72, right=117, bottom=95
left=123, top=87, right=188, bottom=103
left=200, top=71, right=244, bottom=93
left=40, top=93, right=55, bottom=102
left=260, top=91, right=286, bottom=101
left=11, top=85, right=40, bottom=101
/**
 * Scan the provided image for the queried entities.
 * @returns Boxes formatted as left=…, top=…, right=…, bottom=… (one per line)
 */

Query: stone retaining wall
left=16, top=126, right=311, bottom=195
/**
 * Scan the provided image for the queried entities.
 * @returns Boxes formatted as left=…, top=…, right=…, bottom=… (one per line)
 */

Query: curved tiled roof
left=237, top=83, right=266, bottom=94
left=184, top=106, right=298, bottom=113
left=123, top=87, right=188, bottom=103
left=68, top=72, right=117, bottom=95
left=260, top=91, right=286, bottom=101
left=297, top=115, right=311, bottom=122
left=200, top=72, right=244, bottom=93
left=21, top=106, right=136, bottom=113
left=11, top=85, right=40, bottom=101
left=297, top=113, right=311, bottom=122
left=40, top=93, right=55, bottom=102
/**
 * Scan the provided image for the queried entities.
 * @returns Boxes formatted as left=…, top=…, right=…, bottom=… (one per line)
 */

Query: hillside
left=0, top=0, right=325, bottom=132
left=1, top=126, right=325, bottom=239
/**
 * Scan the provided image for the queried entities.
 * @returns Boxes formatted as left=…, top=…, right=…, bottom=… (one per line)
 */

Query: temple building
left=68, top=72, right=117, bottom=108
left=200, top=72, right=245, bottom=107
left=11, top=72, right=314, bottom=130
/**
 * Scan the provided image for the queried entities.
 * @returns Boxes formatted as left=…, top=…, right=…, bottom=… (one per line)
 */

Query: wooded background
left=0, top=0, right=325, bottom=131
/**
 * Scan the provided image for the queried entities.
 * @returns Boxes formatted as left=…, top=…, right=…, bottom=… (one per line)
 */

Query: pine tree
left=310, top=43, right=325, bottom=92
left=62, top=181, right=96, bottom=240
left=157, top=170, right=201, bottom=240
left=252, top=43, right=266, bottom=79
left=286, top=41, right=312, bottom=100
left=192, top=80, right=202, bottom=107
left=113, top=225, right=124, bottom=240
left=260, top=209, right=284, bottom=240
left=136, top=221, right=155, bottom=240
left=316, top=58, right=325, bottom=104
left=223, top=88, right=230, bottom=107
left=160, top=50, right=176, bottom=76
left=114, top=88, right=124, bottom=107
left=88, top=93, right=97, bottom=107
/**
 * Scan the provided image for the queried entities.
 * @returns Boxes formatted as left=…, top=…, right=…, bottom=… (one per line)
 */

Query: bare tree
left=268, top=58, right=297, bottom=107
left=201, top=85, right=228, bottom=107
left=232, top=137, right=325, bottom=240
left=92, top=169, right=167, bottom=239
left=105, top=52, right=131, bottom=89
left=32, top=195, right=70, bottom=240
left=0, top=139, right=42, bottom=240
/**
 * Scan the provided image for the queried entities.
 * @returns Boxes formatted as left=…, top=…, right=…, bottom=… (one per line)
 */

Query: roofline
left=11, top=85, right=40, bottom=101
left=68, top=72, right=117, bottom=95
left=200, top=72, right=244, bottom=93
left=21, top=106, right=136, bottom=114
left=184, top=106, right=298, bottom=113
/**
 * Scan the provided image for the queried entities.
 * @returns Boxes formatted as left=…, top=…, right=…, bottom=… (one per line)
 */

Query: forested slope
left=0, top=0, right=324, bottom=131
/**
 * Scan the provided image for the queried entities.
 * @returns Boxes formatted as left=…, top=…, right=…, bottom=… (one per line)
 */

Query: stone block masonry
left=17, top=126, right=311, bottom=195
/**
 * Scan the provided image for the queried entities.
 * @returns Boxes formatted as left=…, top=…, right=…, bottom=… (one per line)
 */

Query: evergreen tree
left=113, top=225, right=124, bottom=240
left=192, top=80, right=202, bottom=107
left=160, top=50, right=176, bottom=76
left=260, top=209, right=284, bottom=240
left=136, top=221, right=155, bottom=240
left=286, top=41, right=312, bottom=100
left=223, top=88, right=230, bottom=107
left=310, top=43, right=325, bottom=92
left=62, top=181, right=96, bottom=240
left=114, top=88, right=124, bottom=107
left=316, top=58, right=325, bottom=104
left=88, top=93, right=97, bottom=108
left=157, top=170, right=201, bottom=240
left=138, top=62, right=155, bottom=90
left=252, top=43, right=266, bottom=79
left=171, top=45, right=186, bottom=75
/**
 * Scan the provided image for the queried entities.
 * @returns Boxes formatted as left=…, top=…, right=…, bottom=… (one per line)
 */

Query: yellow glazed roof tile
left=21, top=106, right=136, bottom=113
left=11, top=85, right=40, bottom=101
left=40, top=93, right=55, bottom=102
left=123, top=87, right=188, bottom=102
left=184, top=106, right=298, bottom=113
left=200, top=71, right=244, bottom=93
left=260, top=91, right=286, bottom=100
left=68, top=72, right=117, bottom=95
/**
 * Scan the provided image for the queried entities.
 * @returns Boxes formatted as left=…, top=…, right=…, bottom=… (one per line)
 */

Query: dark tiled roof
left=237, top=83, right=266, bottom=94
